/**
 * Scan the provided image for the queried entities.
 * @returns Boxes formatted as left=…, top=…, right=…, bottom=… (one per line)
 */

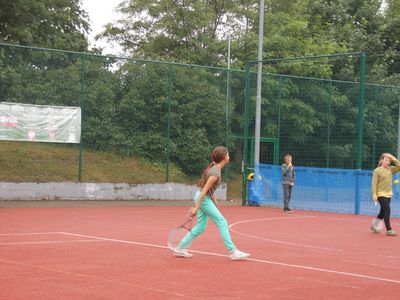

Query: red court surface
left=1, top=203, right=400, bottom=299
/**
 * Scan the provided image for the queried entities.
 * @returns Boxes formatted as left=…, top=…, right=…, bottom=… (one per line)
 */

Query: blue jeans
left=283, top=184, right=293, bottom=210
left=179, top=191, right=236, bottom=251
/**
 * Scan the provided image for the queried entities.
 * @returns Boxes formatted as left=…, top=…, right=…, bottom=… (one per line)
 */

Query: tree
left=382, top=0, right=400, bottom=82
left=0, top=0, right=90, bottom=51
left=101, top=0, right=239, bottom=65
left=113, top=62, right=226, bottom=174
left=305, top=0, right=388, bottom=81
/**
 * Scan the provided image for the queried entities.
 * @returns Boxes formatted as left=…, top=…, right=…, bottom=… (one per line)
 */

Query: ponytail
left=198, top=162, right=215, bottom=188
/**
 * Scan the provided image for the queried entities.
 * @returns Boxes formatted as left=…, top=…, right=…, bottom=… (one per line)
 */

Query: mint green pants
left=179, top=191, right=236, bottom=251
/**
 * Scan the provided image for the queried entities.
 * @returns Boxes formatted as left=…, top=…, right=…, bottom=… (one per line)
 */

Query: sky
left=82, top=0, right=123, bottom=55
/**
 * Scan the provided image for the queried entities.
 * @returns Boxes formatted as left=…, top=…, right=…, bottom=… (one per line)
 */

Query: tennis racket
left=371, top=218, right=383, bottom=232
left=167, top=208, right=194, bottom=251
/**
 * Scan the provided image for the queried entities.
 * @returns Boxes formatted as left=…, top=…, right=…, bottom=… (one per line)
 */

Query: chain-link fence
left=0, top=43, right=245, bottom=183
left=1, top=44, right=400, bottom=196
left=243, top=53, right=400, bottom=211
left=243, top=53, right=400, bottom=173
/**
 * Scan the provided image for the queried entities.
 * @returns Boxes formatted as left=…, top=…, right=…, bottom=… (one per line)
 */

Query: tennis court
left=1, top=201, right=400, bottom=299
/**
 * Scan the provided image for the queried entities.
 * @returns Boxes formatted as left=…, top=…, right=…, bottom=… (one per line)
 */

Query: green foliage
left=102, top=0, right=235, bottom=65
left=111, top=63, right=226, bottom=174
left=1, top=0, right=400, bottom=176
left=173, top=128, right=212, bottom=174
left=0, top=0, right=89, bottom=51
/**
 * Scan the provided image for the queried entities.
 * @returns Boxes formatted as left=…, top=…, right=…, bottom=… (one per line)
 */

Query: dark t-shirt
left=206, top=164, right=221, bottom=199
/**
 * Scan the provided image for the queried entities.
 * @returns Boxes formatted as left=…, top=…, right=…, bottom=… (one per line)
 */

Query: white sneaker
left=173, top=247, right=193, bottom=258
left=229, top=249, right=250, bottom=260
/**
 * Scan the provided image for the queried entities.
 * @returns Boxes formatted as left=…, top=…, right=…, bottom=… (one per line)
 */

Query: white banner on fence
left=0, top=102, right=81, bottom=143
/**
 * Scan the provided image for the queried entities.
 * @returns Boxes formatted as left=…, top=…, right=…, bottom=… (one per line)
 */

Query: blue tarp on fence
left=249, top=164, right=400, bottom=217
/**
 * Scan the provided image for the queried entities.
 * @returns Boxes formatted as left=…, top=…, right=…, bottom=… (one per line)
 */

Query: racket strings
left=167, top=209, right=195, bottom=250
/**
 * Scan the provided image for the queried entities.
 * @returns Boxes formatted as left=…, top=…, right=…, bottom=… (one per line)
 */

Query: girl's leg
left=377, top=197, right=385, bottom=220
left=178, top=207, right=208, bottom=249
left=201, top=198, right=236, bottom=251
left=377, top=205, right=384, bottom=220
left=178, top=191, right=209, bottom=249
left=378, top=197, right=392, bottom=230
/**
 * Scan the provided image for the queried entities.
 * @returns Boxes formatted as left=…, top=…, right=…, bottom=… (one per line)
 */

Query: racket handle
left=188, top=207, right=195, bottom=218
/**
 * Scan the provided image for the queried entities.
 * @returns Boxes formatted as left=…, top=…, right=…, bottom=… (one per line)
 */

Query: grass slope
left=0, top=141, right=242, bottom=200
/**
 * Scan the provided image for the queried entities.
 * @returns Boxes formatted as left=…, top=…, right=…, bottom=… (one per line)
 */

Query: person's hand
left=290, top=182, right=294, bottom=186
left=191, top=206, right=198, bottom=216
left=287, top=162, right=292, bottom=168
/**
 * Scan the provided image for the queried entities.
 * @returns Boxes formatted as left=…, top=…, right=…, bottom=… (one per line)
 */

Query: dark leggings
left=377, top=197, right=392, bottom=231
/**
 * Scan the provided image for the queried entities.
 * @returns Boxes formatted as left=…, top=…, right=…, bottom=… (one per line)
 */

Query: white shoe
left=173, top=247, right=193, bottom=258
left=229, top=249, right=250, bottom=260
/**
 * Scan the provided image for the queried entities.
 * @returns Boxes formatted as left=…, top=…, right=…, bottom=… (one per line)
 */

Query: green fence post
left=355, top=52, right=366, bottom=215
left=224, top=66, right=232, bottom=181
left=372, top=86, right=378, bottom=169
left=326, top=81, right=332, bottom=168
left=166, top=64, right=173, bottom=182
left=78, top=53, right=86, bottom=182
left=242, top=62, right=251, bottom=206
left=277, top=75, right=282, bottom=164
left=356, top=52, right=366, bottom=169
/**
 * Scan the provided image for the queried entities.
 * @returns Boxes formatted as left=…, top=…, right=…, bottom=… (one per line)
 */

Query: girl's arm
left=389, top=154, right=400, bottom=173
left=371, top=170, right=378, bottom=202
left=192, top=175, right=219, bottom=215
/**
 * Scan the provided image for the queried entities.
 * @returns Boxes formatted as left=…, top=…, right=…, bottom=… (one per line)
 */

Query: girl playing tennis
left=371, top=153, right=400, bottom=236
left=173, top=146, right=250, bottom=260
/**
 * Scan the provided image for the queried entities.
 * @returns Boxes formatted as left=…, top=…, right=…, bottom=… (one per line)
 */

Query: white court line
left=60, top=231, right=400, bottom=285
left=229, top=215, right=316, bottom=225
left=0, top=258, right=201, bottom=299
left=0, top=232, right=104, bottom=246
left=2, top=231, right=400, bottom=284
left=342, top=259, right=400, bottom=270
left=0, top=232, right=64, bottom=236
left=280, top=213, right=400, bottom=226
left=0, top=239, right=104, bottom=246
left=247, top=256, right=400, bottom=284
left=61, top=232, right=168, bottom=249
left=229, top=217, right=341, bottom=251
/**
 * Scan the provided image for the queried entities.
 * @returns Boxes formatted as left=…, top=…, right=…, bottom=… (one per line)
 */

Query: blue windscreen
left=248, top=164, right=400, bottom=217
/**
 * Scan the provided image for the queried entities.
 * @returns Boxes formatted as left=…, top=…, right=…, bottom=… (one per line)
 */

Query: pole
left=356, top=52, right=366, bottom=170
left=224, top=33, right=232, bottom=181
left=397, top=96, right=400, bottom=159
left=253, top=0, right=265, bottom=205
left=242, top=62, right=251, bottom=205
left=254, top=0, right=264, bottom=166
left=166, top=64, right=173, bottom=182
left=78, top=54, right=85, bottom=182
left=355, top=52, right=366, bottom=215
left=225, top=33, right=231, bottom=147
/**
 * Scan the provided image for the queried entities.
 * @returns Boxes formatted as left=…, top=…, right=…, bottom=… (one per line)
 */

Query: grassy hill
left=0, top=141, right=243, bottom=201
